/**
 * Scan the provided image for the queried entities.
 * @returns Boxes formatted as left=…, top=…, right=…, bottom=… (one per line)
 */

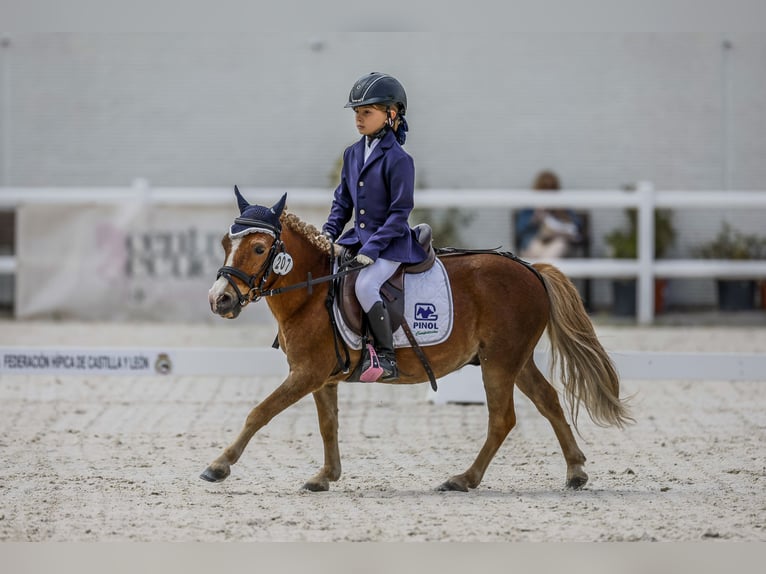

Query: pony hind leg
left=302, top=383, right=342, bottom=492
left=437, top=362, right=518, bottom=492
left=515, top=360, right=588, bottom=489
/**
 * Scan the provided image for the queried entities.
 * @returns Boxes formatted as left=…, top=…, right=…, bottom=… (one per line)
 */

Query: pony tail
left=534, top=262, right=634, bottom=430
left=394, top=116, right=408, bottom=145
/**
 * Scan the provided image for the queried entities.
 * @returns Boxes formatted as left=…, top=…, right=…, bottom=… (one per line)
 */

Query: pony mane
left=281, top=209, right=332, bottom=255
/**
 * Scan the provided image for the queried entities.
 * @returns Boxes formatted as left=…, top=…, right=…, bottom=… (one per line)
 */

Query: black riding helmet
left=345, top=72, right=407, bottom=115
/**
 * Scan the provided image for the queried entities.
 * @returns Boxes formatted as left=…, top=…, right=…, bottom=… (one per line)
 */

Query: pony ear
left=271, top=193, right=287, bottom=218
left=234, top=185, right=250, bottom=214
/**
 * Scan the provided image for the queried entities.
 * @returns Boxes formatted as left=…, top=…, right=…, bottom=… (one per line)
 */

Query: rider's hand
left=354, top=254, right=374, bottom=266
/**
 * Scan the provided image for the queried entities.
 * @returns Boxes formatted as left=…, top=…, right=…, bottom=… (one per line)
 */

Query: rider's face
left=354, top=105, right=391, bottom=137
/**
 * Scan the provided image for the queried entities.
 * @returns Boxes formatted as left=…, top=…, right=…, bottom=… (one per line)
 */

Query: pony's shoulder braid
left=281, top=210, right=332, bottom=255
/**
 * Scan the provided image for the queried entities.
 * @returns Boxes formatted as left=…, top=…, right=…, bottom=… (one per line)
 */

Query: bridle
left=216, top=219, right=365, bottom=308
left=216, top=219, right=285, bottom=307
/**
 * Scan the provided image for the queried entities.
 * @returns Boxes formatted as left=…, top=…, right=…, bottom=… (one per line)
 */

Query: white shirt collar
left=364, top=137, right=380, bottom=163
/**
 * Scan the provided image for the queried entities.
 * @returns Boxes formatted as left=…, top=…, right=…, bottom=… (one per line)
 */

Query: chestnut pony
left=203, top=189, right=632, bottom=492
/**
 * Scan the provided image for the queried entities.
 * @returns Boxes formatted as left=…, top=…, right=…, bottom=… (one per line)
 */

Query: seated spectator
left=516, top=170, right=584, bottom=259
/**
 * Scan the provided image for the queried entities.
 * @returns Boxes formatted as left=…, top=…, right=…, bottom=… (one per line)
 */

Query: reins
left=258, top=261, right=366, bottom=299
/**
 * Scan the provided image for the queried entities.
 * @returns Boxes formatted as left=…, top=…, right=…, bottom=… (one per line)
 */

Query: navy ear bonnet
left=229, top=186, right=287, bottom=238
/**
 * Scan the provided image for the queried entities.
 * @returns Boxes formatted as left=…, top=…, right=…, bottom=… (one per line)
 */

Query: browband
left=233, top=218, right=280, bottom=235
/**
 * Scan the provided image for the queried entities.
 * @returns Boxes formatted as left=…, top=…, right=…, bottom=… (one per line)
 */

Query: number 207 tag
left=272, top=252, right=294, bottom=275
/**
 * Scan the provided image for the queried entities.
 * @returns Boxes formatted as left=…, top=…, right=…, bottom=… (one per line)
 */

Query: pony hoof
left=566, top=475, right=588, bottom=490
left=302, top=480, right=329, bottom=492
left=436, top=480, right=469, bottom=492
left=200, top=465, right=230, bottom=483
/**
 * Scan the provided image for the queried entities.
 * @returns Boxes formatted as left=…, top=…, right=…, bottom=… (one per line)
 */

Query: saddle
left=336, top=223, right=436, bottom=336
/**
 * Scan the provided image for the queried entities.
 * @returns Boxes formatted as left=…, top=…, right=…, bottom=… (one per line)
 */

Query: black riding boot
left=363, top=301, right=399, bottom=381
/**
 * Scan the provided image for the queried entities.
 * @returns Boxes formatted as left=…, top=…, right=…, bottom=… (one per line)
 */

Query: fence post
left=132, top=177, right=151, bottom=204
left=637, top=181, right=655, bottom=324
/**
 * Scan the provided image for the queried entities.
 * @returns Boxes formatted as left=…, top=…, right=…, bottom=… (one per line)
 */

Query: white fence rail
left=2, top=183, right=766, bottom=324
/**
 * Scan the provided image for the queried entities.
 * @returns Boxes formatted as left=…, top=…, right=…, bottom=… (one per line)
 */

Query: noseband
left=216, top=219, right=284, bottom=307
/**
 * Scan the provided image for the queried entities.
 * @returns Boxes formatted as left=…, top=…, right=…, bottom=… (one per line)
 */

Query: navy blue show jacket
left=323, top=129, right=427, bottom=264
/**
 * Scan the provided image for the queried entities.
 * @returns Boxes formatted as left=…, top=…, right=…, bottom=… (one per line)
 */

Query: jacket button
left=359, top=222, right=366, bottom=229
left=359, top=181, right=364, bottom=187
left=359, top=209, right=366, bottom=215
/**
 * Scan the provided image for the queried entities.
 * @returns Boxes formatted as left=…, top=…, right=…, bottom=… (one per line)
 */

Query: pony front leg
left=302, top=383, right=341, bottom=492
left=200, top=371, right=321, bottom=483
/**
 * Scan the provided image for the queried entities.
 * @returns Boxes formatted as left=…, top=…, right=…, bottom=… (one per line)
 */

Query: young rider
left=322, top=72, right=427, bottom=382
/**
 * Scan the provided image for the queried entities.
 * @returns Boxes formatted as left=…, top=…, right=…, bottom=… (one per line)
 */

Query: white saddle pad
left=333, top=258, right=454, bottom=350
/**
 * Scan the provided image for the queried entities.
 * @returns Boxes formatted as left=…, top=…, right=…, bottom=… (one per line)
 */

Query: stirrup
left=360, top=344, right=384, bottom=382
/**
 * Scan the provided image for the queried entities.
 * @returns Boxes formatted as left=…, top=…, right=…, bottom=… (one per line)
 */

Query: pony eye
left=254, top=245, right=266, bottom=255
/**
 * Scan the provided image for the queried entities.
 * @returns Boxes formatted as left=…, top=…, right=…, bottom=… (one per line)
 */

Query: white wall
left=4, top=33, right=765, bottom=189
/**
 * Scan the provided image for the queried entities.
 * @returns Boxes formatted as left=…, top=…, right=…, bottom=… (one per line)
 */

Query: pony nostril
left=211, top=291, right=229, bottom=312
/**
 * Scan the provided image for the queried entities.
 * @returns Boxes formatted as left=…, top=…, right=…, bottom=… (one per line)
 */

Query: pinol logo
left=414, top=303, right=437, bottom=321
left=413, top=303, right=438, bottom=331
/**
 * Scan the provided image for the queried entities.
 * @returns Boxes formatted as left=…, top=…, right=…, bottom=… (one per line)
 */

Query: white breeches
left=355, top=257, right=400, bottom=313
